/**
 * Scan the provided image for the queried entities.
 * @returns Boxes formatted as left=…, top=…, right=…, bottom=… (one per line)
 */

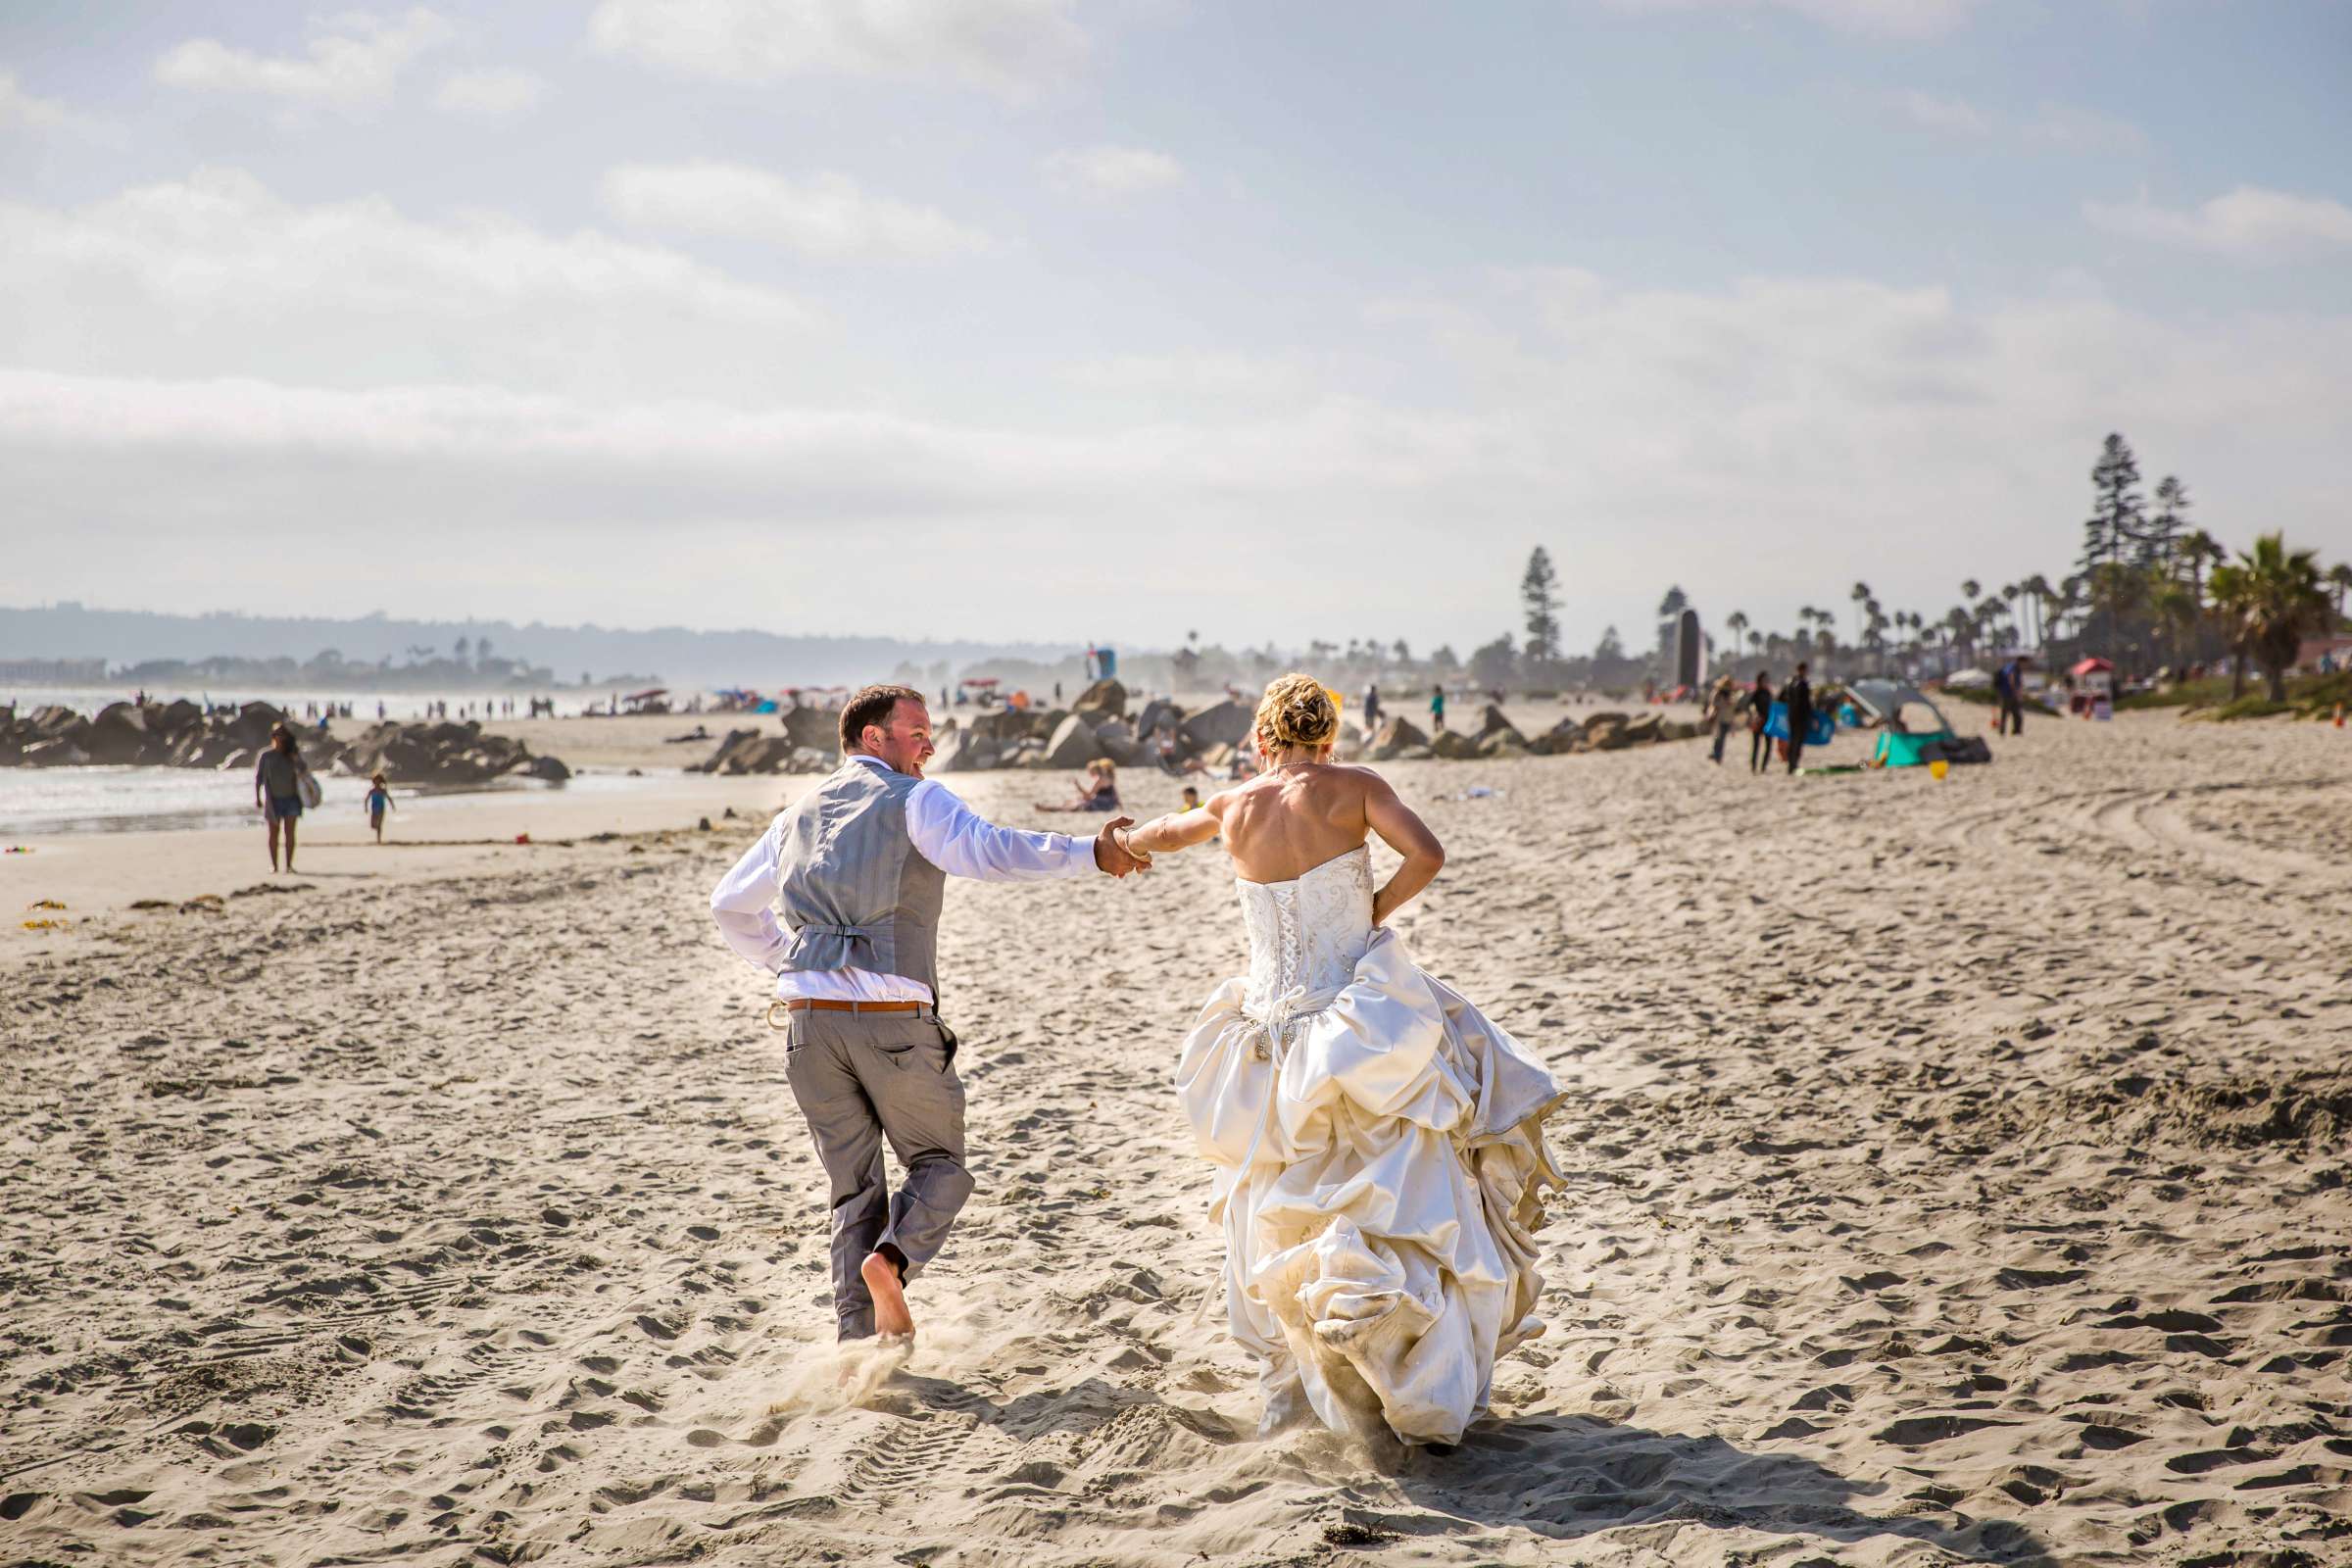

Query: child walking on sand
left=366, top=773, right=394, bottom=844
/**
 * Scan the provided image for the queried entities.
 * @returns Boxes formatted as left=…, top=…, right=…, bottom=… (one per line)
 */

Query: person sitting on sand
left=253, top=723, right=312, bottom=873
left=1038, top=759, right=1121, bottom=813
left=366, top=772, right=394, bottom=845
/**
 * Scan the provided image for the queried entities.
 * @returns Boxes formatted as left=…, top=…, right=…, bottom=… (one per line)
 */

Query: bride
left=1117, top=674, right=1566, bottom=1446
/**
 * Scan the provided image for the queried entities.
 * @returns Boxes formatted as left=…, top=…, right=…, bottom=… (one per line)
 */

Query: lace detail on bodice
left=1237, top=844, right=1375, bottom=1019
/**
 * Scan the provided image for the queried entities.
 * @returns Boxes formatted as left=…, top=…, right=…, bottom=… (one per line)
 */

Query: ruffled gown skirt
left=1175, top=928, right=1565, bottom=1446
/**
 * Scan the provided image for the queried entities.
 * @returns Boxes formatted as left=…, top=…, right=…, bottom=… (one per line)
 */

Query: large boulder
left=1070, top=678, right=1127, bottom=720
left=22, top=736, right=91, bottom=766
left=1092, top=719, right=1149, bottom=768
left=230, top=701, right=286, bottom=745
left=1044, top=714, right=1111, bottom=769
left=1528, top=716, right=1583, bottom=756
left=1134, top=698, right=1183, bottom=741
left=83, top=703, right=150, bottom=764
left=525, top=755, right=572, bottom=783
left=1026, top=707, right=1068, bottom=742
left=968, top=708, right=1028, bottom=744
left=1431, top=729, right=1481, bottom=760
left=930, top=727, right=998, bottom=773
left=1178, top=700, right=1252, bottom=752
left=159, top=698, right=204, bottom=733
left=782, top=704, right=841, bottom=757
left=1476, top=729, right=1529, bottom=759
left=692, top=727, right=766, bottom=774
left=1368, top=717, right=1429, bottom=760
left=1473, top=704, right=1517, bottom=741
left=1622, top=712, right=1664, bottom=745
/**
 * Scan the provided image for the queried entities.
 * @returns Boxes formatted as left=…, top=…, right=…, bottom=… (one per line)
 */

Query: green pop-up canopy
left=1848, top=679, right=1984, bottom=769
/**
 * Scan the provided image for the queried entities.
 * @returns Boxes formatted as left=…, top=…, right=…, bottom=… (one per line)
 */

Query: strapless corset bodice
left=1236, top=844, right=1374, bottom=1018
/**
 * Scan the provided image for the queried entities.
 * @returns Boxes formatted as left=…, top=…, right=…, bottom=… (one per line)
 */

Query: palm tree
left=2211, top=533, right=2329, bottom=703
left=1725, top=611, right=1749, bottom=667
left=2019, top=573, right=2055, bottom=658
left=1850, top=581, right=1872, bottom=646
left=1960, top=578, right=1982, bottom=606
left=2150, top=579, right=2200, bottom=672
left=1944, top=607, right=1973, bottom=672
left=2327, top=564, right=2352, bottom=626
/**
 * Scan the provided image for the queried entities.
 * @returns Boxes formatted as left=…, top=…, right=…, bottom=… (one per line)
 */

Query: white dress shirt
left=710, top=753, right=1098, bottom=1003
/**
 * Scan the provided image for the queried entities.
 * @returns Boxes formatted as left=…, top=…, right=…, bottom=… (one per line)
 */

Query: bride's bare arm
left=1363, top=773, right=1444, bottom=925
left=1123, top=800, right=1226, bottom=858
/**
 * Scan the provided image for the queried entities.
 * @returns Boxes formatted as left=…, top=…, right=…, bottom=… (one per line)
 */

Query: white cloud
left=2, top=270, right=2346, bottom=644
left=0, top=67, right=105, bottom=135
left=602, top=163, right=996, bottom=261
left=154, top=7, right=453, bottom=111
left=432, top=66, right=549, bottom=120
left=588, top=0, right=1087, bottom=94
left=2020, top=102, right=2145, bottom=155
left=2085, top=186, right=2352, bottom=263
left=1886, top=90, right=2145, bottom=155
left=1043, top=144, right=1186, bottom=196
left=0, top=168, right=814, bottom=403
left=1891, top=89, right=1987, bottom=137
left=1597, top=0, right=1984, bottom=39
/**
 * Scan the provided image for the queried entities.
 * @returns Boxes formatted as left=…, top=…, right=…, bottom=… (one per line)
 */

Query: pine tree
left=2082, top=433, right=2143, bottom=575
left=1519, top=548, right=1561, bottom=665
left=2144, top=475, right=2190, bottom=569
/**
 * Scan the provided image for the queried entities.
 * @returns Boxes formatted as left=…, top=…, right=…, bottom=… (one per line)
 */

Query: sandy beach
left=4, top=710, right=2348, bottom=1566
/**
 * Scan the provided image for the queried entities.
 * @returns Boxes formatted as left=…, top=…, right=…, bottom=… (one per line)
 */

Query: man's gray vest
left=774, top=759, right=947, bottom=998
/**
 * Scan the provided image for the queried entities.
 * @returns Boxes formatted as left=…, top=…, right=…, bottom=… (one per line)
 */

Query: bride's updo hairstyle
left=1254, top=673, right=1341, bottom=755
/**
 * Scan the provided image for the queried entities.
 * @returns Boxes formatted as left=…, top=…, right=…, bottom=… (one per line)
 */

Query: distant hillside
left=0, top=603, right=1110, bottom=691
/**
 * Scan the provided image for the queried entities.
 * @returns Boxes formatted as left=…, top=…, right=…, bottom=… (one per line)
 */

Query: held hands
left=1093, top=815, right=1152, bottom=878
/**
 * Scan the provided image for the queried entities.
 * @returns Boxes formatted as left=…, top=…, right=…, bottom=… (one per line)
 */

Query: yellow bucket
left=1929, top=760, right=1950, bottom=780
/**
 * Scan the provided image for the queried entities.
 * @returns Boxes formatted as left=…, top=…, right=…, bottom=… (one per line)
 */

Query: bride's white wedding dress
left=1175, top=844, right=1566, bottom=1446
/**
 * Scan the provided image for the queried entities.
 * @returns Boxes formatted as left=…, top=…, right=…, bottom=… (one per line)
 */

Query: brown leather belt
left=767, top=998, right=936, bottom=1029
left=783, top=999, right=927, bottom=1013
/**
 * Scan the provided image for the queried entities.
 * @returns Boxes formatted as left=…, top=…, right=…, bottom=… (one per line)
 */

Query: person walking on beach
left=710, top=685, right=1148, bottom=1348
left=1429, top=684, right=1446, bottom=730
left=1363, top=683, right=1382, bottom=733
left=1783, top=662, right=1814, bottom=775
left=365, top=772, right=394, bottom=844
left=254, top=723, right=312, bottom=873
left=1994, top=655, right=2029, bottom=736
left=1705, top=675, right=1738, bottom=764
left=1747, top=670, right=1775, bottom=774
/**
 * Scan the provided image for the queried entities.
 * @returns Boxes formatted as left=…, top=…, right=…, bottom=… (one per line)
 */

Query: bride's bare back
left=1131, top=759, right=1446, bottom=926
left=1216, top=763, right=1378, bottom=883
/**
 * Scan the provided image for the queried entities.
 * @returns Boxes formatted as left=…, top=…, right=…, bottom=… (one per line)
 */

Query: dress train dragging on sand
left=1174, top=844, right=1566, bottom=1446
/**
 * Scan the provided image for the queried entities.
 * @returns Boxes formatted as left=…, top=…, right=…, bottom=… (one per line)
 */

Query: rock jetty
left=0, top=700, right=570, bottom=785
left=691, top=679, right=1703, bottom=777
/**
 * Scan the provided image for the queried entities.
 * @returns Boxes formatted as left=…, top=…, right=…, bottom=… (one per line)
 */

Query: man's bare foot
left=860, top=1250, right=914, bottom=1339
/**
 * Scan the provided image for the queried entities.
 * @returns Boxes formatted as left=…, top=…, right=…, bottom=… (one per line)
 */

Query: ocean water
left=0, top=766, right=658, bottom=837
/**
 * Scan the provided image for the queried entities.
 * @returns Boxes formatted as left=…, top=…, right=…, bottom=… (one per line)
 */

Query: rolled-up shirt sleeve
left=906, top=779, right=1097, bottom=881
left=710, top=817, right=791, bottom=971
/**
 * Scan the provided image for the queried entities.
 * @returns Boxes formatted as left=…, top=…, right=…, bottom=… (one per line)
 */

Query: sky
left=2, top=0, right=2347, bottom=660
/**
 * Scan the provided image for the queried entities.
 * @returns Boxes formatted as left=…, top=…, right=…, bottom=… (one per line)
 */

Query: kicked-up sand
left=2, top=710, right=2348, bottom=1566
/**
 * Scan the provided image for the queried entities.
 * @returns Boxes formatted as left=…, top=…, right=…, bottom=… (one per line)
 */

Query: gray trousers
left=783, top=1008, right=972, bottom=1341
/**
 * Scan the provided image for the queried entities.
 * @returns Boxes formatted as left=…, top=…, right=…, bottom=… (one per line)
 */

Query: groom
left=710, top=684, right=1148, bottom=1343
